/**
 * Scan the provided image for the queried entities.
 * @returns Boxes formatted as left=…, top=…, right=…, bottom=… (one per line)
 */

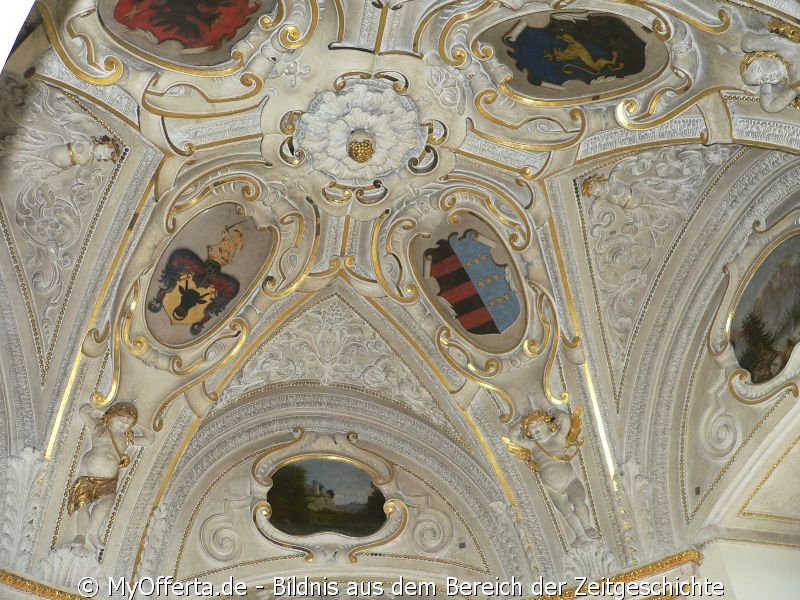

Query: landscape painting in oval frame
left=145, top=203, right=272, bottom=347
left=97, top=0, right=270, bottom=67
left=412, top=214, right=526, bottom=353
left=478, top=11, right=669, bottom=104
left=730, top=234, right=800, bottom=384
left=266, top=458, right=388, bottom=537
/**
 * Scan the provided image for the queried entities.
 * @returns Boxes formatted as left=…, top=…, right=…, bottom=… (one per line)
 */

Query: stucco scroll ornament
left=707, top=207, right=800, bottom=405
left=430, top=20, right=586, bottom=155
left=580, top=145, right=737, bottom=369
left=87, top=153, right=313, bottom=431
left=502, top=407, right=599, bottom=545
left=36, top=0, right=320, bottom=121
left=740, top=20, right=800, bottom=113
left=0, top=77, right=122, bottom=348
left=66, top=402, right=154, bottom=554
left=375, top=184, right=573, bottom=422
left=262, top=71, right=461, bottom=219
left=698, top=383, right=740, bottom=460
left=250, top=429, right=408, bottom=564
left=199, top=497, right=251, bottom=563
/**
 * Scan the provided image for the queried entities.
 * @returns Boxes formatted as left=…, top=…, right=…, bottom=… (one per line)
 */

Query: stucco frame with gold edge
left=260, top=66, right=467, bottom=221
left=36, top=0, right=323, bottom=121
left=250, top=429, right=408, bottom=564
left=375, top=179, right=581, bottom=423
left=84, top=151, right=317, bottom=429
left=428, top=0, right=732, bottom=143
left=708, top=207, right=800, bottom=406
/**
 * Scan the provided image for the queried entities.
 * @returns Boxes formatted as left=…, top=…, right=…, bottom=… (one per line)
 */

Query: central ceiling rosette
left=261, top=70, right=465, bottom=218
left=294, top=79, right=427, bottom=185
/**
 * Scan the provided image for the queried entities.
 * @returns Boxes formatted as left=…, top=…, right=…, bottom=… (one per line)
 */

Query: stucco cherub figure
left=740, top=23, right=800, bottom=112
left=503, top=407, right=599, bottom=543
left=44, top=134, right=121, bottom=171
left=67, top=402, right=153, bottom=552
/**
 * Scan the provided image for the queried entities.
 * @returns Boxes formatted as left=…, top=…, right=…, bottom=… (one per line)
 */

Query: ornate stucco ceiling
left=1, top=0, right=800, bottom=597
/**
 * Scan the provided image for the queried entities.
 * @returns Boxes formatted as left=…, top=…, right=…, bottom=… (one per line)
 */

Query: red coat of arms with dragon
left=113, top=0, right=261, bottom=50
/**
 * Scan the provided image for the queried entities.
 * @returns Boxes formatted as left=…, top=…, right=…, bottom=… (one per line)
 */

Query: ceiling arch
left=1, top=0, right=800, bottom=597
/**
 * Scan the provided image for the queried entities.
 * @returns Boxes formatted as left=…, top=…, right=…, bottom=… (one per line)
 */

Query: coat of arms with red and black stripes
left=425, top=230, right=521, bottom=335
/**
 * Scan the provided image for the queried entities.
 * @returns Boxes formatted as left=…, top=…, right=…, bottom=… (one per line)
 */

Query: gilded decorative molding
left=10, top=0, right=800, bottom=588
left=528, top=549, right=702, bottom=600
left=708, top=208, right=800, bottom=405
left=0, top=570, right=85, bottom=600
left=739, top=435, right=800, bottom=522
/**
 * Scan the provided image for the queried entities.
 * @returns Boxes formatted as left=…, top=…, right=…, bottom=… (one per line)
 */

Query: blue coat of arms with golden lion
left=503, top=14, right=646, bottom=87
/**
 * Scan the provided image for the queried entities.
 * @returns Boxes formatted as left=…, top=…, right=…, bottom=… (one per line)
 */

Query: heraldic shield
left=503, top=14, right=646, bottom=87
left=425, top=231, right=521, bottom=335
left=147, top=223, right=245, bottom=336
left=113, top=0, right=261, bottom=50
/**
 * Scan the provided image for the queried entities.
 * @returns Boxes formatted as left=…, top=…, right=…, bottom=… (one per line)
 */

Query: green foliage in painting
left=268, top=464, right=311, bottom=528
left=267, top=460, right=387, bottom=537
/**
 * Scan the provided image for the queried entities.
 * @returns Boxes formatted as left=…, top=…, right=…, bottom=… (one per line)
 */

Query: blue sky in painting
left=298, top=459, right=375, bottom=505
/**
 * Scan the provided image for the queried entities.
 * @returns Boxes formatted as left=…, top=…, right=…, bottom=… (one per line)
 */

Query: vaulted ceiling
left=1, top=0, right=800, bottom=597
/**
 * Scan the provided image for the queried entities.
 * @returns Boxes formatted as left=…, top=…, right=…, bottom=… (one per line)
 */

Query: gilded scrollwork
left=250, top=430, right=407, bottom=564
left=82, top=152, right=315, bottom=435
left=261, top=69, right=465, bottom=219
left=708, top=208, right=800, bottom=406
left=37, top=0, right=328, bottom=126
left=369, top=174, right=572, bottom=421
left=13, top=0, right=800, bottom=593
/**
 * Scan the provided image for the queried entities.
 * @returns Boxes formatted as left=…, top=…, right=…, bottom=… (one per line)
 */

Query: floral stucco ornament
left=293, top=79, right=426, bottom=185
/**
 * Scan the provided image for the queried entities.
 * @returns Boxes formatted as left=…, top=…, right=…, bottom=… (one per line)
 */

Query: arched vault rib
left=132, top=389, right=536, bottom=584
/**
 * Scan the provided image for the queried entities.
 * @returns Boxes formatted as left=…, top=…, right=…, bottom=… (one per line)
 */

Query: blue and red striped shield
left=426, top=231, right=521, bottom=335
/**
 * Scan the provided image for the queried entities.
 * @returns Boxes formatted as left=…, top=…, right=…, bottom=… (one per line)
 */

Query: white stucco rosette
left=293, top=79, right=427, bottom=186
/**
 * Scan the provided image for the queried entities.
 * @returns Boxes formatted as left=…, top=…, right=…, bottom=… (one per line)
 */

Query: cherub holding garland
left=67, top=402, right=153, bottom=552
left=503, top=406, right=598, bottom=543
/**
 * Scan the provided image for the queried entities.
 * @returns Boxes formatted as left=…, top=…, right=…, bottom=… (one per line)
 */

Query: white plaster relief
left=0, top=77, right=122, bottom=353
left=628, top=152, right=798, bottom=535
left=576, top=116, right=706, bottom=161
left=732, top=116, right=800, bottom=151
left=224, top=293, right=455, bottom=432
left=0, top=273, right=34, bottom=447
left=295, top=80, right=426, bottom=185
left=140, top=392, right=521, bottom=580
left=34, top=49, right=139, bottom=125
left=460, top=131, right=548, bottom=170
left=615, top=458, right=658, bottom=565
left=580, top=145, right=739, bottom=384
left=0, top=448, right=45, bottom=572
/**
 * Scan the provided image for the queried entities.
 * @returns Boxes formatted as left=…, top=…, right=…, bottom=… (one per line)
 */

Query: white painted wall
left=700, top=540, right=800, bottom=600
